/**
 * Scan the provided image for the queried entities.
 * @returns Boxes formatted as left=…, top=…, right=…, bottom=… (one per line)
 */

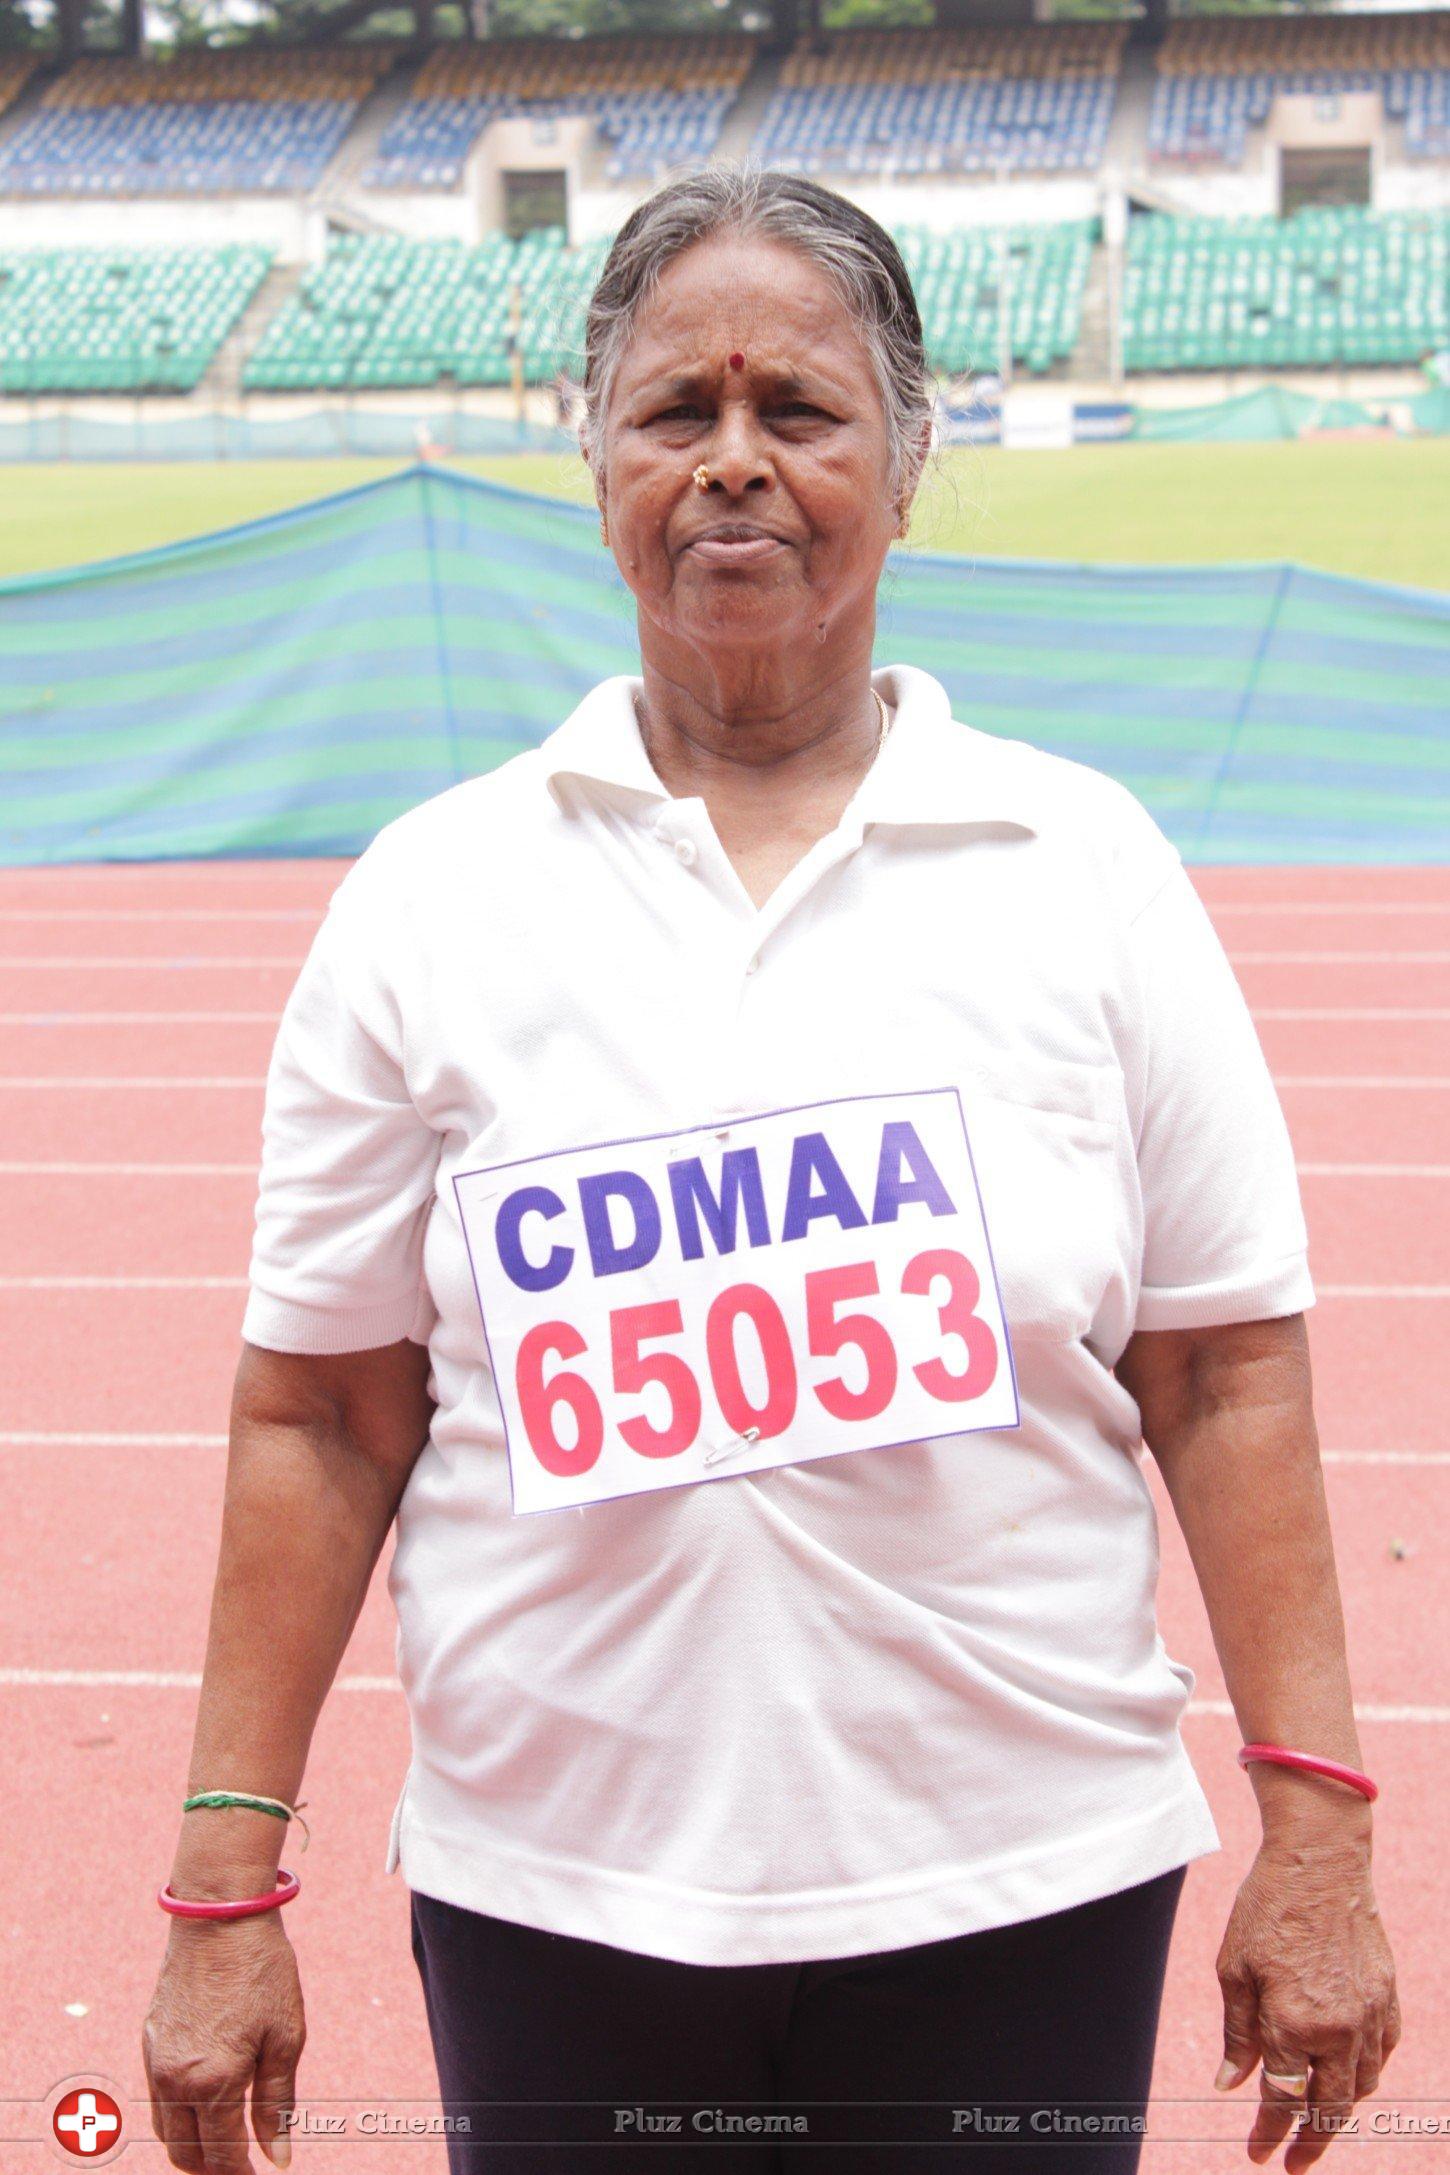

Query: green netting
left=1410, top=384, right=1450, bottom=433
left=1, top=463, right=1445, bottom=869
left=1129, top=386, right=1389, bottom=441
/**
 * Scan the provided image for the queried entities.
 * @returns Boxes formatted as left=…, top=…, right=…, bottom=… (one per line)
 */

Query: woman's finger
left=1383, top=1986, right=1403, bottom=2060
left=1354, top=2024, right=1386, bottom=2107
left=193, top=2081, right=258, bottom=2175
left=1247, top=2013, right=1314, bottom=2166
left=250, top=2014, right=305, bottom=2170
left=1214, top=1956, right=1261, bottom=2091
left=154, top=2096, right=206, bottom=2175
left=1283, top=2041, right=1360, bottom=2171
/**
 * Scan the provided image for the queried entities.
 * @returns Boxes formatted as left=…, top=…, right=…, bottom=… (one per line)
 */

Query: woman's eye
left=651, top=404, right=705, bottom=424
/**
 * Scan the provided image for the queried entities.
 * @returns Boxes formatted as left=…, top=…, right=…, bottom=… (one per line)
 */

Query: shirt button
left=673, top=837, right=697, bottom=867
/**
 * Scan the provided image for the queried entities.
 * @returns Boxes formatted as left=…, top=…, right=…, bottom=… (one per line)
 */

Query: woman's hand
left=1213, top=1824, right=1400, bottom=2171
left=143, top=1913, right=305, bottom=2173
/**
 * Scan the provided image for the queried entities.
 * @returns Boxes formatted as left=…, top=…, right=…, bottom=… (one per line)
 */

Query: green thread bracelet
left=183, top=1791, right=310, bottom=1850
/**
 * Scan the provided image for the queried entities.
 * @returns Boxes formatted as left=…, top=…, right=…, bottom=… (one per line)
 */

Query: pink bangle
left=158, top=1869, right=300, bottom=1919
left=1238, top=1744, right=1379, bottom=1803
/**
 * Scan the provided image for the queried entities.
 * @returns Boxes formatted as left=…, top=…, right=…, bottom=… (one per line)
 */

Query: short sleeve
left=1127, top=861, right=1315, bottom=1332
left=241, top=859, right=442, bottom=1356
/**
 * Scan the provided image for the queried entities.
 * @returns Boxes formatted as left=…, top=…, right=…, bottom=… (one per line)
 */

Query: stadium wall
left=0, top=194, right=323, bottom=263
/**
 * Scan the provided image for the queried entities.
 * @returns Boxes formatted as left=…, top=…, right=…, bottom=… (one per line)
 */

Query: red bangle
left=158, top=1869, right=300, bottom=1920
left=1238, top=1744, right=1379, bottom=1803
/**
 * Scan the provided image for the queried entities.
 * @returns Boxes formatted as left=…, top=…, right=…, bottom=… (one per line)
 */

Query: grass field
left=1, top=438, right=1447, bottom=589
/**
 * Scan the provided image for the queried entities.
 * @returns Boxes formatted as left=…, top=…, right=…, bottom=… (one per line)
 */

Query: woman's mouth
left=685, top=526, right=791, bottom=567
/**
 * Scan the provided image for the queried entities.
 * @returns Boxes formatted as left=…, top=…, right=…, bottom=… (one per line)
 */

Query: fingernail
left=264, top=2141, right=291, bottom=2170
left=1214, top=2058, right=1245, bottom=2091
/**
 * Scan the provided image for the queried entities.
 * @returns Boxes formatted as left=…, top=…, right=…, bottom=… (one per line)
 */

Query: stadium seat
left=1148, top=14, right=1450, bottom=165
left=364, top=35, right=755, bottom=191
left=242, top=219, right=1092, bottom=393
left=754, top=26, right=1123, bottom=178
left=0, top=243, right=272, bottom=392
left=0, top=53, right=40, bottom=125
left=0, top=49, right=393, bottom=197
left=243, top=230, right=611, bottom=391
left=1122, top=208, right=1449, bottom=373
left=897, top=221, right=1094, bottom=375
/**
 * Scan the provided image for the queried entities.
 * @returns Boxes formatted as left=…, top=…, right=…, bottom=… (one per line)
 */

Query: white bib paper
left=454, top=1087, right=1020, bottom=1516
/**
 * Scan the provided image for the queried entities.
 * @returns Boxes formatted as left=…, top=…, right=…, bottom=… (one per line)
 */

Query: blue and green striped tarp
left=1, top=462, right=1445, bottom=865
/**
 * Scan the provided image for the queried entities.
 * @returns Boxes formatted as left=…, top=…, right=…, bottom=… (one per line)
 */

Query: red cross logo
left=52, top=2087, right=122, bottom=2157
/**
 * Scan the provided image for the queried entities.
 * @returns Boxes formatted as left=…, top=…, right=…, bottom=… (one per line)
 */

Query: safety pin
left=703, top=1426, right=761, bottom=1469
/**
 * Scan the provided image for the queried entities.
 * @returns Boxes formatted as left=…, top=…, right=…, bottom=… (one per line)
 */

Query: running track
left=2, top=861, right=1447, bottom=2171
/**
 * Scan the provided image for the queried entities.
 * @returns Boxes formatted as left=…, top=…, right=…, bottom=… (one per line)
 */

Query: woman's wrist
left=169, top=1823, right=286, bottom=1903
left=1249, top=1762, right=1375, bottom=1850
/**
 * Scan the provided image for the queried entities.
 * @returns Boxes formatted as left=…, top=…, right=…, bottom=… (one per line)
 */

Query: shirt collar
left=538, top=664, right=1039, bottom=835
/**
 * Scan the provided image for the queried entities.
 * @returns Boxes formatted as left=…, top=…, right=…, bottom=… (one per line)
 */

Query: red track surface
left=2, top=860, right=1446, bottom=2171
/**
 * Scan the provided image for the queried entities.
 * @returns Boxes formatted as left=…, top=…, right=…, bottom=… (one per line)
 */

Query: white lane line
left=0, top=1162, right=256, bottom=1175
left=0, top=1074, right=1446, bottom=1093
left=1297, top=1163, right=1450, bottom=1177
left=1254, top=1008, right=1450, bottom=1021
left=3, top=1006, right=1448, bottom=1026
left=0, top=1668, right=398, bottom=1691
left=4, top=1158, right=1445, bottom=1181
left=1317, top=1285, right=1450, bottom=1298
left=0, top=909, right=320, bottom=923
left=1186, top=1702, right=1450, bottom=1724
left=1, top=1672, right=1443, bottom=1720
left=0, top=1012, right=281, bottom=1024
left=0, top=1433, right=1437, bottom=1466
left=21, top=1431, right=1448, bottom=1464
left=1229, top=952, right=1450, bottom=964
left=0, top=1431, right=227, bottom=1447
left=0, top=1275, right=246, bottom=1289
left=1321, top=1450, right=1450, bottom=1465
left=0, top=1077, right=264, bottom=1089
left=1208, top=903, right=1450, bottom=916
left=0, top=957, right=302, bottom=968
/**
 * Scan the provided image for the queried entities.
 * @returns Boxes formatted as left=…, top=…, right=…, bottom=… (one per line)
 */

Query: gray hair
left=580, top=164, right=934, bottom=508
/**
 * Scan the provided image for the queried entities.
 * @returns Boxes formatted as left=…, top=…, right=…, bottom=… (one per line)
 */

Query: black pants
left=409, top=1862, right=1187, bottom=2172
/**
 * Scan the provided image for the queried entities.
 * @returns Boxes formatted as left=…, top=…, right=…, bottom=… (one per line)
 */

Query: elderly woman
left=144, top=169, right=1398, bottom=2175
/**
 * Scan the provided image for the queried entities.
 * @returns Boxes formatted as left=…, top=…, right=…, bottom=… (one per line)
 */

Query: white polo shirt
left=242, top=663, right=1314, bottom=1966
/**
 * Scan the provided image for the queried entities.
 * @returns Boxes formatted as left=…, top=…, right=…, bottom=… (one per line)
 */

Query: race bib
left=454, top=1087, right=1019, bottom=1516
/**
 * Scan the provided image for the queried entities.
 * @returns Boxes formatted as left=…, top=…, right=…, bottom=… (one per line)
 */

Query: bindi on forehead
left=728, top=352, right=745, bottom=370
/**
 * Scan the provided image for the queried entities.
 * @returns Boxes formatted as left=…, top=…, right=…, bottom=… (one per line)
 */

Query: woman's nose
left=704, top=406, right=773, bottom=496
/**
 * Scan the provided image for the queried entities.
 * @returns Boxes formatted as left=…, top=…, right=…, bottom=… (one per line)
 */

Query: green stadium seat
left=1122, top=207, right=1448, bottom=374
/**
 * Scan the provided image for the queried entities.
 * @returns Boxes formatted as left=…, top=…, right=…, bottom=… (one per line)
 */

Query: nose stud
left=693, top=464, right=711, bottom=492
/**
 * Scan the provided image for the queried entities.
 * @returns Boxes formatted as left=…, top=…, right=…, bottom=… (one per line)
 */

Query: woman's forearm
left=1118, top=1314, right=1372, bottom=1849
left=168, top=1341, right=432, bottom=1901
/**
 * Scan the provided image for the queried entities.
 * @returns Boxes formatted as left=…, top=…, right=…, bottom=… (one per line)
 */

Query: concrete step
left=712, top=53, right=781, bottom=165
left=0, top=58, right=60, bottom=158
left=310, top=51, right=425, bottom=201
left=1101, top=42, right=1156, bottom=178
left=1070, top=238, right=1113, bottom=385
left=200, top=259, right=304, bottom=401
